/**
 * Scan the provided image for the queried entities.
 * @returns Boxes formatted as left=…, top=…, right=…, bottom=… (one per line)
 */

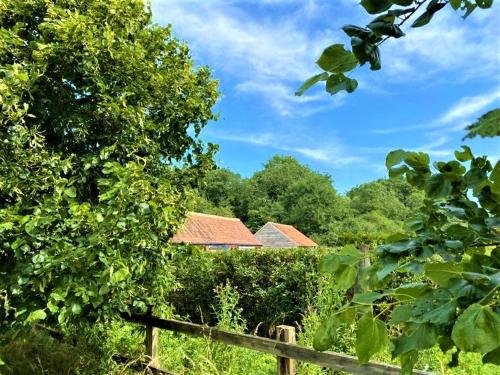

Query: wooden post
left=354, top=244, right=371, bottom=294
left=359, top=244, right=371, bottom=271
left=276, top=325, right=297, bottom=375
left=145, top=324, right=159, bottom=367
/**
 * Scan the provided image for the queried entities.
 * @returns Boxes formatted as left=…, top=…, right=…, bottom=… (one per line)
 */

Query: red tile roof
left=270, top=223, right=318, bottom=247
left=171, top=212, right=262, bottom=247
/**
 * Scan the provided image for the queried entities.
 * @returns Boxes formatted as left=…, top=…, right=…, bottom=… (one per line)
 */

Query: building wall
left=254, top=223, right=296, bottom=248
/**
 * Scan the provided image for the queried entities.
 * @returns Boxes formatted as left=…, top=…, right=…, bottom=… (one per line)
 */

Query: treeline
left=193, top=155, right=424, bottom=245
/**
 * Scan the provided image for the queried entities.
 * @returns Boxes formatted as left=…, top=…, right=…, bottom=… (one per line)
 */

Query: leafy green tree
left=245, top=156, right=342, bottom=236
left=0, top=0, right=218, bottom=329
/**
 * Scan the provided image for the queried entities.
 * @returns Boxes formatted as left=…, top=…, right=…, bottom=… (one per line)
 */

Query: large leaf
left=390, top=0, right=413, bottom=5
left=26, top=309, right=47, bottom=323
left=392, top=323, right=438, bottom=357
left=325, top=74, right=358, bottom=94
left=386, top=149, right=407, bottom=168
left=360, top=0, right=393, bottom=14
left=313, top=317, right=340, bottom=351
left=356, top=313, right=389, bottom=363
left=425, top=173, right=453, bottom=199
left=424, top=262, right=463, bottom=287
left=295, top=72, right=329, bottom=96
left=452, top=304, right=500, bottom=354
left=316, top=45, right=358, bottom=73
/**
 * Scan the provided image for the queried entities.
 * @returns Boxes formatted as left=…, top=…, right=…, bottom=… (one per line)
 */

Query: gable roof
left=171, top=212, right=262, bottom=246
left=268, top=222, right=318, bottom=247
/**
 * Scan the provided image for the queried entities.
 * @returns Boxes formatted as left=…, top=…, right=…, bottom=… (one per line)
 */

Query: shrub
left=169, top=246, right=335, bottom=334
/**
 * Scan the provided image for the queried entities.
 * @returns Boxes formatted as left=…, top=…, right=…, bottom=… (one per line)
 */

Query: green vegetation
left=0, top=0, right=498, bottom=374
left=194, top=155, right=424, bottom=246
left=0, top=0, right=218, bottom=329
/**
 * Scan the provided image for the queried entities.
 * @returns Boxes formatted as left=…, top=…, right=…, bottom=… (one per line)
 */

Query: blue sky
left=151, top=0, right=500, bottom=193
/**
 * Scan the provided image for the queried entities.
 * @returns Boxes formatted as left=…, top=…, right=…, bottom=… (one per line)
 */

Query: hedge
left=168, top=246, right=336, bottom=335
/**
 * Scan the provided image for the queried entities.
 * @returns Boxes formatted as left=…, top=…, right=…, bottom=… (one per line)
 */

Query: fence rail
left=122, top=313, right=433, bottom=375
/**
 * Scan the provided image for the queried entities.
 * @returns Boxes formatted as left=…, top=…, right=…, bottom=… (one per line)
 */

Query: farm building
left=255, top=222, right=318, bottom=248
left=171, top=212, right=262, bottom=250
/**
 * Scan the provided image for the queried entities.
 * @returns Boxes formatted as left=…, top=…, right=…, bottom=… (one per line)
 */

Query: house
left=254, top=222, right=318, bottom=248
left=171, top=212, right=262, bottom=250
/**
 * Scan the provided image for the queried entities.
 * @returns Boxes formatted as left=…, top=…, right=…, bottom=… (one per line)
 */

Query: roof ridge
left=188, top=212, right=241, bottom=221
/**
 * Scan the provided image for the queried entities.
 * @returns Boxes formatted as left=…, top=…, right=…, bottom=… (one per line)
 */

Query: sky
left=151, top=0, right=500, bottom=193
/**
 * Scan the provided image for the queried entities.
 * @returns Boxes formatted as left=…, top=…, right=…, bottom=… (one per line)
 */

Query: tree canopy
left=194, top=156, right=423, bottom=246
left=0, top=0, right=218, bottom=329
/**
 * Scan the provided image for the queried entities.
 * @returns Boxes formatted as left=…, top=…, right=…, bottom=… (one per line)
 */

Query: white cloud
left=380, top=7, right=500, bottom=82
left=439, top=90, right=500, bottom=124
left=151, top=0, right=345, bottom=116
left=212, top=131, right=366, bottom=167
left=368, top=88, right=500, bottom=134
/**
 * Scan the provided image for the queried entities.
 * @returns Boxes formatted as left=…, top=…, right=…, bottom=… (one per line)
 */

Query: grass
left=1, top=280, right=498, bottom=375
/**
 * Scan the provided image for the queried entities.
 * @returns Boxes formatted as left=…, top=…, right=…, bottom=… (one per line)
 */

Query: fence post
left=276, top=325, right=297, bottom=375
left=145, top=324, right=159, bottom=367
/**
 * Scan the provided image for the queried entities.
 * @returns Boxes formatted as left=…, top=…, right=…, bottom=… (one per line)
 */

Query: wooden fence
left=122, top=313, right=433, bottom=375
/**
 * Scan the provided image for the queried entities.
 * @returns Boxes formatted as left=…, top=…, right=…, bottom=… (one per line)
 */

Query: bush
left=169, top=246, right=335, bottom=334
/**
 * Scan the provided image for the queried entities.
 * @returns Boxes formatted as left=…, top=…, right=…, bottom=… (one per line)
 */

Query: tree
left=246, top=156, right=342, bottom=235
left=0, top=0, right=218, bottom=329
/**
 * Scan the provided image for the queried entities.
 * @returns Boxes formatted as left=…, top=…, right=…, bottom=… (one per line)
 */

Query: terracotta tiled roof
left=270, top=223, right=318, bottom=247
left=171, top=212, right=262, bottom=246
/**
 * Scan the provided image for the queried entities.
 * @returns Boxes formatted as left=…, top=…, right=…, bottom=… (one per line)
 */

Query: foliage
left=296, top=0, right=495, bottom=96
left=463, top=109, right=500, bottom=140
left=0, top=0, right=218, bottom=330
left=169, top=246, right=332, bottom=334
left=195, top=157, right=421, bottom=245
left=314, top=147, right=500, bottom=372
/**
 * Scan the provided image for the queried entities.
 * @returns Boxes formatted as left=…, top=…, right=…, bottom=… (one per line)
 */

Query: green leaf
left=368, top=22, right=405, bottom=38
left=71, top=303, right=82, bottom=315
left=361, top=0, right=393, bottom=14
left=386, top=149, right=407, bottom=168
left=377, top=239, right=417, bottom=254
left=336, top=264, right=358, bottom=289
left=392, top=323, right=438, bottom=357
left=356, top=313, right=389, bottom=363
left=26, top=309, right=47, bottom=323
left=350, top=37, right=381, bottom=70
left=352, top=291, right=385, bottom=304
left=483, top=346, right=500, bottom=365
left=316, top=45, right=358, bottom=73
left=452, top=304, right=500, bottom=354
left=475, top=0, right=493, bottom=8
left=424, top=173, right=453, bottom=199
left=295, top=72, right=329, bottom=96
left=390, top=0, right=413, bottom=5
left=410, top=289, right=457, bottom=324
left=110, top=267, right=129, bottom=284
left=392, top=283, right=431, bottom=301
left=325, top=74, right=358, bottom=95
left=455, top=145, right=473, bottom=161
left=342, top=25, right=377, bottom=42
left=64, top=187, right=77, bottom=198
left=411, top=10, right=433, bottom=27
left=424, top=262, right=463, bottom=286
left=449, top=0, right=461, bottom=9
left=313, top=317, right=340, bottom=351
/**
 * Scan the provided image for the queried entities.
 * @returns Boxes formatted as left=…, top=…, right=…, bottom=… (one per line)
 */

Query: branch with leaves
left=295, top=0, right=494, bottom=96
